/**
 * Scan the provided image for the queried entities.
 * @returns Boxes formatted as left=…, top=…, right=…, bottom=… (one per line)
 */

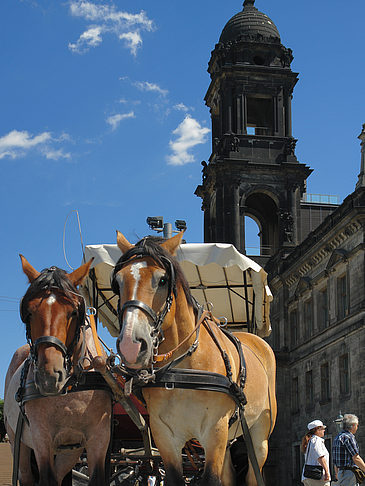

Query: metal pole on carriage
left=146, top=217, right=187, bottom=239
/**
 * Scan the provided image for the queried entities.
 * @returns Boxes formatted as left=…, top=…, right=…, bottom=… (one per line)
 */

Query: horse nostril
left=55, top=368, right=65, bottom=383
left=139, top=339, right=148, bottom=354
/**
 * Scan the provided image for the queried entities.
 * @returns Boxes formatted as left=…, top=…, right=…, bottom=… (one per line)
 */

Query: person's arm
left=317, top=456, right=331, bottom=480
left=352, top=454, right=365, bottom=472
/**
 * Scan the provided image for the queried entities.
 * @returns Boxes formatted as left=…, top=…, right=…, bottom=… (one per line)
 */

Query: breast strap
left=144, top=367, right=245, bottom=403
left=20, top=371, right=111, bottom=404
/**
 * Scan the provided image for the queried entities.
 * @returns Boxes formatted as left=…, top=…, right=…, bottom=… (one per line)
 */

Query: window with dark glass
left=292, top=376, right=299, bottom=413
left=290, top=309, right=298, bottom=347
left=320, top=362, right=330, bottom=402
left=305, top=370, right=313, bottom=407
left=317, top=287, right=328, bottom=330
left=337, top=275, right=347, bottom=320
left=304, top=299, right=313, bottom=338
left=339, top=353, right=350, bottom=396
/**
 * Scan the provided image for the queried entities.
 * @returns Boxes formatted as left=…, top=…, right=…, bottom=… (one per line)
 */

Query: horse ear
left=161, top=231, right=184, bottom=256
left=20, top=254, right=41, bottom=283
left=68, top=258, right=94, bottom=287
left=117, top=230, right=134, bottom=254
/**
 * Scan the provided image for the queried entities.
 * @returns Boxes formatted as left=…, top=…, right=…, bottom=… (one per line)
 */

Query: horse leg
left=221, top=448, right=236, bottom=486
left=54, top=450, right=82, bottom=485
left=85, top=432, right=111, bottom=486
left=7, top=426, right=35, bottom=486
left=33, top=445, right=58, bottom=486
left=199, top=419, right=230, bottom=486
left=151, top=433, right=185, bottom=486
left=18, top=442, right=36, bottom=486
left=245, top=412, right=271, bottom=486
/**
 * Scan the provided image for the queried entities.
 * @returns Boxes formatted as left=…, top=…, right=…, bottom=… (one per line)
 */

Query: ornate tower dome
left=220, top=0, right=280, bottom=44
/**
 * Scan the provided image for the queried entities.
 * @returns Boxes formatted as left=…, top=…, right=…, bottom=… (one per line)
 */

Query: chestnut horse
left=112, top=231, right=276, bottom=486
left=4, top=256, right=112, bottom=486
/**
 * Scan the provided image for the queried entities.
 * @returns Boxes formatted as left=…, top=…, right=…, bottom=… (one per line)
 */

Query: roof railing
left=301, top=193, right=339, bottom=205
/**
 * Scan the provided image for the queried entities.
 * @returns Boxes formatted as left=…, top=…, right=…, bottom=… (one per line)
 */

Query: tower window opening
left=246, top=96, right=274, bottom=135
left=244, top=216, right=260, bottom=256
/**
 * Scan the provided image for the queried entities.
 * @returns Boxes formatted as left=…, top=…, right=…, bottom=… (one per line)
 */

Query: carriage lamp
left=334, top=412, right=344, bottom=433
left=175, top=220, right=187, bottom=231
left=146, top=216, right=164, bottom=230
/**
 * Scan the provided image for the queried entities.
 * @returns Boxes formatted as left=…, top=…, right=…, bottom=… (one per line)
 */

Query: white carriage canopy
left=82, top=243, right=273, bottom=338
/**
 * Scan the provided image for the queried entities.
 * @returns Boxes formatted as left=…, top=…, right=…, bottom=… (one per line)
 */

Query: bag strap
left=305, top=438, right=312, bottom=465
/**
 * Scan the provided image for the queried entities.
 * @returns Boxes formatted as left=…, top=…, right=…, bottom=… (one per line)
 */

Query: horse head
left=19, top=255, right=93, bottom=395
left=112, top=231, right=188, bottom=371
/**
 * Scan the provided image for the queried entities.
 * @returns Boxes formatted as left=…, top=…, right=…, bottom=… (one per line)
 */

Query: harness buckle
left=124, top=378, right=133, bottom=397
left=87, top=307, right=97, bottom=316
left=165, top=382, right=175, bottom=390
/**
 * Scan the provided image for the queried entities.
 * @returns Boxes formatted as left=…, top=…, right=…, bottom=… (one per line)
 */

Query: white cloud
left=173, top=103, right=190, bottom=112
left=166, top=116, right=210, bottom=166
left=68, top=1, right=154, bottom=56
left=0, top=129, right=71, bottom=161
left=106, top=111, right=135, bottom=130
left=134, top=81, right=168, bottom=97
left=42, top=148, right=71, bottom=160
left=68, top=26, right=102, bottom=53
left=119, top=32, right=142, bottom=56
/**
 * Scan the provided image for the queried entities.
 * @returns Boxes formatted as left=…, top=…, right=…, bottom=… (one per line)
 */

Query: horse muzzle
left=34, top=365, right=67, bottom=395
left=117, top=326, right=152, bottom=370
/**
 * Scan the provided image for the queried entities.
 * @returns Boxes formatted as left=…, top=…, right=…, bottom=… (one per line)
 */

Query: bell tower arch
left=195, top=0, right=312, bottom=263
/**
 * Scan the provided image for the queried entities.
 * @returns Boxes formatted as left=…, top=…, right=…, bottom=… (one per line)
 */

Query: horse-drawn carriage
left=4, top=232, right=276, bottom=486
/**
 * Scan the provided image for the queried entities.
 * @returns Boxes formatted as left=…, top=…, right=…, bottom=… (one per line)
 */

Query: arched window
left=244, top=216, right=260, bottom=256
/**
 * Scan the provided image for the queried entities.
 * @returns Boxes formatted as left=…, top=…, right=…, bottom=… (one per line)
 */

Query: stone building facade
left=195, top=1, right=365, bottom=484
left=267, top=183, right=365, bottom=484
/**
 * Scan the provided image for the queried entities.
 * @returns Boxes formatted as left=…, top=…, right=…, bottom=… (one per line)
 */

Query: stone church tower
left=196, top=0, right=314, bottom=264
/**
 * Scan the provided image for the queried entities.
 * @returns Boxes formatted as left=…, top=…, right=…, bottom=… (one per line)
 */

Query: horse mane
left=20, top=267, right=80, bottom=323
left=112, top=236, right=198, bottom=315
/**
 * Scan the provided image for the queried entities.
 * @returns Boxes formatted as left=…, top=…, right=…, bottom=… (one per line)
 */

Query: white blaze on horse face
left=130, top=261, right=147, bottom=299
left=118, top=261, right=150, bottom=366
left=46, top=294, right=57, bottom=305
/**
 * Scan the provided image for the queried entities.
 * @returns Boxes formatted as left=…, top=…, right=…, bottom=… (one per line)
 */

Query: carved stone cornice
left=282, top=218, right=362, bottom=288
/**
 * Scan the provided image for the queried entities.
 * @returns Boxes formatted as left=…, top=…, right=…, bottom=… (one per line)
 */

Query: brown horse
left=4, top=256, right=112, bottom=486
left=112, top=231, right=276, bottom=486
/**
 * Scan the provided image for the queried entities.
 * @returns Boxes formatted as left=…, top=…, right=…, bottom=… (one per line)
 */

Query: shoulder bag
left=345, top=466, right=365, bottom=484
left=303, top=439, right=323, bottom=480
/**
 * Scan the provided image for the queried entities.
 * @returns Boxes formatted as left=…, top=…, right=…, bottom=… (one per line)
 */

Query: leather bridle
left=112, top=252, right=177, bottom=372
left=20, top=268, right=86, bottom=373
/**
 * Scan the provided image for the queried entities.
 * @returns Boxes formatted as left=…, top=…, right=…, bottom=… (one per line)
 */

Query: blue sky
left=0, top=0, right=364, bottom=397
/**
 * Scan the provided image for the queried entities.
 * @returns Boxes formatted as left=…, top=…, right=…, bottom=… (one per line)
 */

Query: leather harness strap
left=154, top=310, right=209, bottom=363
left=12, top=411, right=24, bottom=486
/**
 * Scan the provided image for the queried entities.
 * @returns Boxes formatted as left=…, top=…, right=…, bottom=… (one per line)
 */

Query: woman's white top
left=301, top=435, right=330, bottom=482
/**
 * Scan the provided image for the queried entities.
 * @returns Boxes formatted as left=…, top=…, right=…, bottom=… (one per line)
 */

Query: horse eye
left=158, top=276, right=168, bottom=287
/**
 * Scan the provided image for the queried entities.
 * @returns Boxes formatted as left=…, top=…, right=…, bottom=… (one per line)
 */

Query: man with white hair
left=332, top=414, right=365, bottom=485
